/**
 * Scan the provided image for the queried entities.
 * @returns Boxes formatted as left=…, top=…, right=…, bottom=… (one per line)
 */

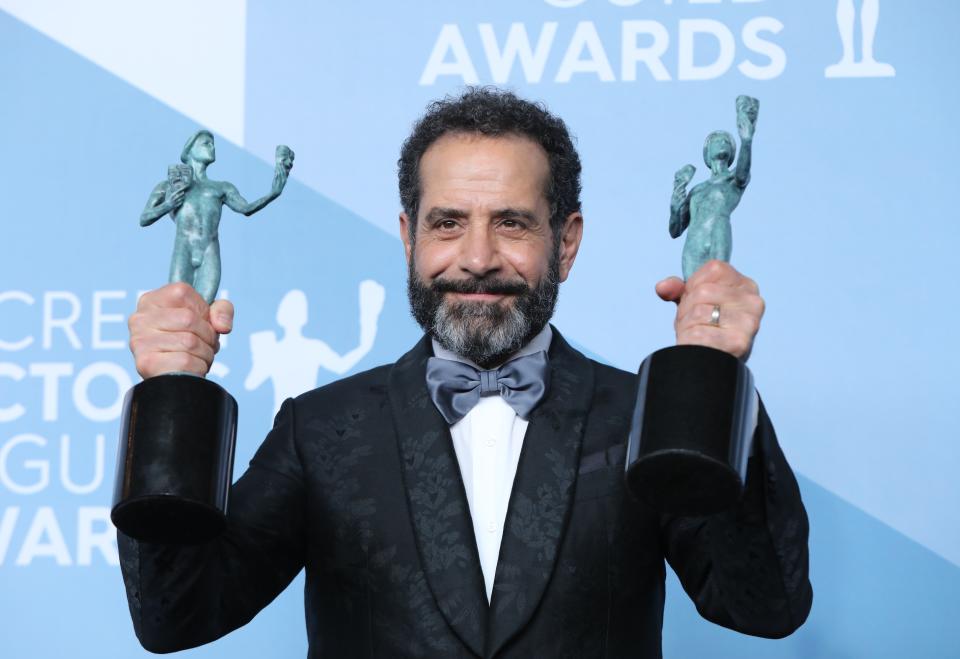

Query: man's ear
left=399, top=212, right=413, bottom=265
left=557, top=211, right=583, bottom=283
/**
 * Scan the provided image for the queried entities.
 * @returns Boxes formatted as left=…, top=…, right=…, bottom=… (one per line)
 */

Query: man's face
left=705, top=133, right=733, bottom=168
left=400, top=133, right=582, bottom=367
left=191, top=134, right=216, bottom=164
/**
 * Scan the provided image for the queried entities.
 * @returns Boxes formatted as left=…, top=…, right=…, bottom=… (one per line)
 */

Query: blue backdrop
left=1, top=1, right=958, bottom=657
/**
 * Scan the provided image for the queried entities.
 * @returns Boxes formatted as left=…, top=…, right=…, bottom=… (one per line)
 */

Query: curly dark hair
left=398, top=87, right=582, bottom=241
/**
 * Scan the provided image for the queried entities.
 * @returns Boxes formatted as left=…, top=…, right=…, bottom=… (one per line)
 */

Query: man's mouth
left=432, top=278, right=529, bottom=300
left=447, top=291, right=509, bottom=302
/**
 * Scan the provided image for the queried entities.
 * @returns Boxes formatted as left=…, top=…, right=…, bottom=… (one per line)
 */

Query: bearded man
left=120, top=88, right=811, bottom=658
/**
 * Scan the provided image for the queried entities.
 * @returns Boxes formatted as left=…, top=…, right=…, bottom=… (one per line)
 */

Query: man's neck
left=432, top=325, right=553, bottom=370
left=189, top=161, right=209, bottom=181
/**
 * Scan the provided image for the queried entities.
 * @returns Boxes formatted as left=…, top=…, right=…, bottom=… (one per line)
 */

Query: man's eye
left=438, top=220, right=458, bottom=230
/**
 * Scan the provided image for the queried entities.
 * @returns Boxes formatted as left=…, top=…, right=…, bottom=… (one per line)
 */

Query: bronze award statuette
left=625, top=96, right=759, bottom=516
left=111, top=132, right=294, bottom=544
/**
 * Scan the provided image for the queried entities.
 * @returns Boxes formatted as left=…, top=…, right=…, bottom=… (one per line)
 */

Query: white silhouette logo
left=244, top=280, right=386, bottom=413
left=825, top=0, right=895, bottom=78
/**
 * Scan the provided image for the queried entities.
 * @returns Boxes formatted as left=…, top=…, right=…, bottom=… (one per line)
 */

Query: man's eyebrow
left=423, top=207, right=469, bottom=223
left=493, top=208, right=539, bottom=223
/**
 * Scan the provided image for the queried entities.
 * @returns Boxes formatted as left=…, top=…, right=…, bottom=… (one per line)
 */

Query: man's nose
left=458, top=223, right=501, bottom=277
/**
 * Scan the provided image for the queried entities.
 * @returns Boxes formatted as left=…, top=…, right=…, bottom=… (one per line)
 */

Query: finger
left=679, top=280, right=744, bottom=309
left=682, top=272, right=760, bottom=312
left=685, top=260, right=743, bottom=288
left=210, top=299, right=234, bottom=334
left=655, top=276, right=685, bottom=303
left=675, top=301, right=723, bottom=330
left=131, top=304, right=219, bottom=349
left=132, top=330, right=217, bottom=365
left=676, top=304, right=761, bottom=338
left=140, top=282, right=209, bottom=318
left=677, top=288, right=764, bottom=329
left=128, top=309, right=219, bottom=378
left=676, top=325, right=754, bottom=360
left=135, top=350, right=211, bottom=379
left=739, top=275, right=760, bottom=296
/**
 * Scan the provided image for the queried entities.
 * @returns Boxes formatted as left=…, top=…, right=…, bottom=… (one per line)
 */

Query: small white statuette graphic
left=245, top=280, right=386, bottom=412
left=825, top=0, right=896, bottom=78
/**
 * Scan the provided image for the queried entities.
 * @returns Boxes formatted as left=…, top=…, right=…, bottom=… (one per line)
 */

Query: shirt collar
left=431, top=324, right=553, bottom=371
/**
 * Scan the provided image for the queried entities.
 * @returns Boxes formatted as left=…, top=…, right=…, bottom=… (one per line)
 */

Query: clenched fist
left=655, top=260, right=764, bottom=361
left=128, top=282, right=234, bottom=378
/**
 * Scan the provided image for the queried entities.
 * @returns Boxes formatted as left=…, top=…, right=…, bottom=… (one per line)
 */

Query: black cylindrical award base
left=111, top=374, right=237, bottom=544
left=625, top=345, right=756, bottom=516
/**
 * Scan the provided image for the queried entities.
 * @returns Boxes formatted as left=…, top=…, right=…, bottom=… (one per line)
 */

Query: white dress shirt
left=431, top=325, right=553, bottom=602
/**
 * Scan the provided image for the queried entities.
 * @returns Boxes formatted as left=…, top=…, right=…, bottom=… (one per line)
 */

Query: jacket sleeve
left=660, top=397, right=813, bottom=638
left=118, top=398, right=307, bottom=654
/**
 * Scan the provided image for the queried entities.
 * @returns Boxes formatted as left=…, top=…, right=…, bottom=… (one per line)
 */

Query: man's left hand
left=655, top=260, right=764, bottom=361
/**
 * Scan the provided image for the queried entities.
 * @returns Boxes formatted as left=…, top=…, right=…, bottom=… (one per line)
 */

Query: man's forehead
left=418, top=133, right=550, bottom=199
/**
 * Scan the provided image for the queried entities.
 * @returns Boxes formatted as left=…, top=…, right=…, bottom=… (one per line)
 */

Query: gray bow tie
left=425, top=351, right=549, bottom=425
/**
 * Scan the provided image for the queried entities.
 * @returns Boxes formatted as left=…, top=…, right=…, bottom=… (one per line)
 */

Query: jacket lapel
left=389, top=335, right=489, bottom=657
left=486, top=329, right=595, bottom=657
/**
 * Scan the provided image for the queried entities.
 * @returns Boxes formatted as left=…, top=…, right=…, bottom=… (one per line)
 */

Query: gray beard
left=407, top=257, right=559, bottom=369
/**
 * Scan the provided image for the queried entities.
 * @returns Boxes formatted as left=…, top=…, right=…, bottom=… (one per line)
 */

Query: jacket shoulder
left=589, top=358, right=635, bottom=387
left=587, top=358, right=638, bottom=416
left=292, top=362, right=392, bottom=412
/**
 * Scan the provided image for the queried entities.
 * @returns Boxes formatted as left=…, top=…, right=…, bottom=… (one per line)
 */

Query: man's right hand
left=166, top=187, right=187, bottom=212
left=128, top=282, right=234, bottom=379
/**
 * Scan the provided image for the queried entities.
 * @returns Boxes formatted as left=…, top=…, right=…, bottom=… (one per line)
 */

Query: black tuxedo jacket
left=119, top=330, right=812, bottom=658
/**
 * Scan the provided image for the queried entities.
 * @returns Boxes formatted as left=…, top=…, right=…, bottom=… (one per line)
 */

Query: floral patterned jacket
left=119, top=329, right=812, bottom=658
